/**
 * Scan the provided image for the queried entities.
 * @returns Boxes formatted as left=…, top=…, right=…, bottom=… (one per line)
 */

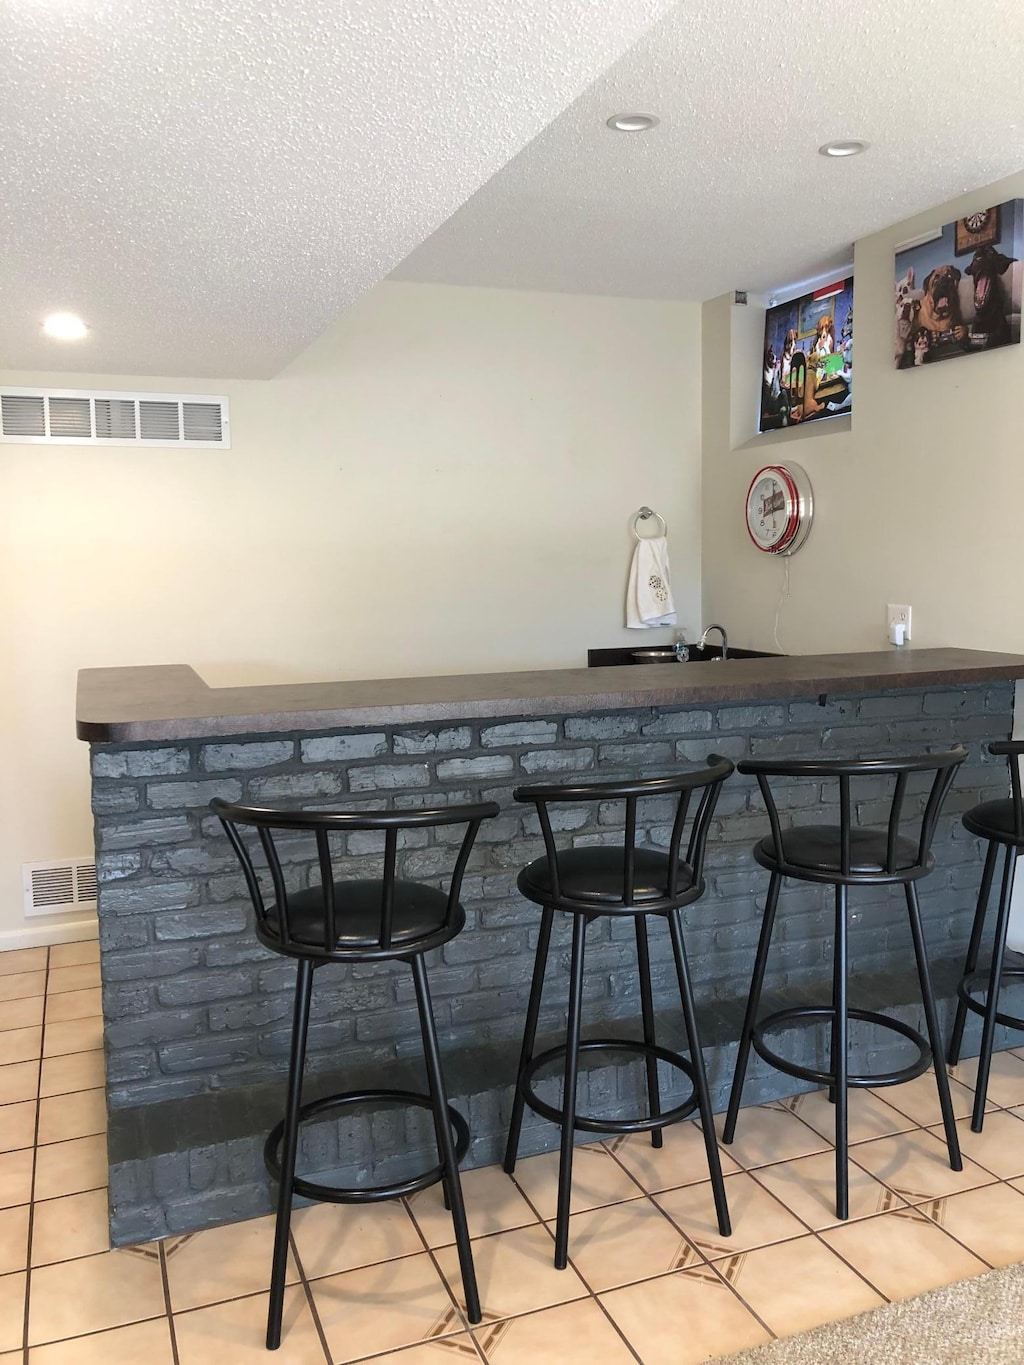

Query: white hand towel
left=626, top=535, right=676, bottom=628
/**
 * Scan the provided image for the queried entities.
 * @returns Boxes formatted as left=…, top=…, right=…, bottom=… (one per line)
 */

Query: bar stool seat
left=504, top=757, right=735, bottom=1269
left=949, top=740, right=1024, bottom=1132
left=212, top=797, right=498, bottom=1350
left=724, top=749, right=968, bottom=1222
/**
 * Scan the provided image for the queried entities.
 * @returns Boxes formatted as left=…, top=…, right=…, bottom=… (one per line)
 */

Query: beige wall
left=0, top=282, right=703, bottom=944
left=702, top=169, right=1024, bottom=658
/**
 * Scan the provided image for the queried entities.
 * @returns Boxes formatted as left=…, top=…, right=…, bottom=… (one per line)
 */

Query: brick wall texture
left=91, top=683, right=1014, bottom=1242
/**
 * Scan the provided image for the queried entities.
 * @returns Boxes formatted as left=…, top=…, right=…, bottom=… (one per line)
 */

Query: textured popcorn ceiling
left=0, top=0, right=676, bottom=378
left=395, top=0, right=1024, bottom=299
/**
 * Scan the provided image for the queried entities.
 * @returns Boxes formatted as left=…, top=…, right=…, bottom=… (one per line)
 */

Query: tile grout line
left=286, top=1228, right=334, bottom=1365
left=21, top=944, right=50, bottom=1363
left=157, top=1239, right=182, bottom=1365
left=401, top=1196, right=486, bottom=1362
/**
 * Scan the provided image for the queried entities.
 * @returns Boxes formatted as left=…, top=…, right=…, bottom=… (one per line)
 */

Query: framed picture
left=895, top=199, right=1022, bottom=370
left=955, top=206, right=1001, bottom=256
left=759, top=277, right=853, bottom=433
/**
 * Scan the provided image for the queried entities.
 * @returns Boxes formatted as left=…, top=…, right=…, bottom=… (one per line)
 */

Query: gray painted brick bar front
left=92, top=683, right=1014, bottom=1243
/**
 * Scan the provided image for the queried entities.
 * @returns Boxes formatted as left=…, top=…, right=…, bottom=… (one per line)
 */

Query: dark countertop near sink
left=76, top=649, right=1024, bottom=743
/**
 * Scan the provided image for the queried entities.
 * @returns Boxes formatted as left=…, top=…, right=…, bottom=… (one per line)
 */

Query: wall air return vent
left=22, top=858, right=98, bottom=918
left=0, top=389, right=230, bottom=448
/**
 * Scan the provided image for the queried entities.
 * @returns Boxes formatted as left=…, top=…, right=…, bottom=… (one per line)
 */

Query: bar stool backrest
left=211, top=799, right=499, bottom=960
left=513, top=756, right=734, bottom=911
left=989, top=740, right=1024, bottom=840
left=738, top=748, right=967, bottom=881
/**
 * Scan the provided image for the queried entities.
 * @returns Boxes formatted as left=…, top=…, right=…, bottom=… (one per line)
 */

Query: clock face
left=745, top=463, right=814, bottom=555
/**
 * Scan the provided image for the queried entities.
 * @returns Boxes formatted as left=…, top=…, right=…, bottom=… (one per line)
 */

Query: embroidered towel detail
left=626, top=535, right=676, bottom=629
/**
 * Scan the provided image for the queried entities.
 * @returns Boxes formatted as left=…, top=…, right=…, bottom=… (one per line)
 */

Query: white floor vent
left=23, top=858, right=98, bottom=918
left=1, top=388, right=230, bottom=448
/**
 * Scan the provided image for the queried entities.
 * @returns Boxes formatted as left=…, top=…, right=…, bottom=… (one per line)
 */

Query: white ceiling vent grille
left=22, top=858, right=98, bottom=918
left=0, top=388, right=230, bottom=448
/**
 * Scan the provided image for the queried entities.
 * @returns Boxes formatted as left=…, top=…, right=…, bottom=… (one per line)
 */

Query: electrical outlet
left=887, top=604, right=912, bottom=642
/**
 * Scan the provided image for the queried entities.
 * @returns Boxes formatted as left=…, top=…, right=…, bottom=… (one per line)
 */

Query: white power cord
left=772, top=554, right=792, bottom=654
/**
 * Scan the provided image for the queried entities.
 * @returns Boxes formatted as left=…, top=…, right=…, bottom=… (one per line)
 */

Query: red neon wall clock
left=745, top=462, right=814, bottom=555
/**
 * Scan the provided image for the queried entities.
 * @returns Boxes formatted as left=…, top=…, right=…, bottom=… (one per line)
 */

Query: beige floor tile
left=0, top=1149, right=33, bottom=1210
left=48, top=941, right=99, bottom=970
left=556, top=1194, right=702, bottom=1292
left=39, top=1049, right=104, bottom=1098
left=0, top=949, right=47, bottom=978
left=0, top=1061, right=38, bottom=1106
left=174, top=1286, right=325, bottom=1364
left=608, top=1120, right=741, bottom=1194
left=0, top=1101, right=36, bottom=1153
left=950, top=1050, right=1024, bottom=1108
left=509, top=1144, right=642, bottom=1220
left=164, top=1213, right=297, bottom=1311
left=480, top=1297, right=635, bottom=1365
left=716, top=1102, right=830, bottom=1170
left=33, top=1133, right=107, bottom=1200
left=750, top=1150, right=905, bottom=1229
left=28, top=1246, right=165, bottom=1344
left=789, top=1087, right=917, bottom=1145
left=0, top=973, right=46, bottom=1003
left=31, top=1189, right=110, bottom=1265
left=43, top=1016, right=104, bottom=1059
left=876, top=1072, right=983, bottom=1126
left=926, top=1110, right=1024, bottom=1180
left=37, top=1088, right=106, bottom=1145
left=0, top=1270, right=26, bottom=1352
left=310, top=1250, right=461, bottom=1363
left=47, top=964, right=101, bottom=996
left=433, top=1223, right=585, bottom=1321
left=925, top=1182, right=1024, bottom=1267
left=731, top=1232, right=883, bottom=1336
left=849, top=1127, right=995, bottom=1205
left=821, top=1206, right=988, bottom=1300
left=601, top=1264, right=770, bottom=1364
left=0, top=1204, right=30, bottom=1274
left=0, top=1028, right=42, bottom=1067
left=0, top=997, right=44, bottom=1033
left=29, top=1317, right=174, bottom=1364
left=291, top=1198, right=422, bottom=1280
left=44, top=987, right=101, bottom=1025
left=361, top=1334, right=477, bottom=1364
left=407, top=1162, right=538, bottom=1248
left=655, top=1171, right=805, bottom=1261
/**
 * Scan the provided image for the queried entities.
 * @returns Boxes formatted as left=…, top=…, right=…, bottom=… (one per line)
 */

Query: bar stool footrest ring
left=522, top=1037, right=699, bottom=1135
left=958, top=969, right=1024, bottom=1033
left=264, top=1087, right=469, bottom=1204
left=752, top=1006, right=931, bottom=1089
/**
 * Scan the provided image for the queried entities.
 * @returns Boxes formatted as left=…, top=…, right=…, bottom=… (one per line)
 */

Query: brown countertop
left=76, top=649, right=1024, bottom=743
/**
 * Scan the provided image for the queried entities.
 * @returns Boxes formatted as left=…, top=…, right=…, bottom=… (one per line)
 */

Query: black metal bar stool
left=948, top=739, right=1024, bottom=1131
left=212, top=797, right=498, bottom=1350
left=723, top=749, right=966, bottom=1221
left=503, top=756, right=735, bottom=1269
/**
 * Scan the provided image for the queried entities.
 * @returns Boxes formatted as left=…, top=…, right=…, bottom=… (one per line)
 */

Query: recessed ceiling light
left=607, top=113, right=659, bottom=133
left=42, top=312, right=89, bottom=341
left=819, top=140, right=868, bottom=158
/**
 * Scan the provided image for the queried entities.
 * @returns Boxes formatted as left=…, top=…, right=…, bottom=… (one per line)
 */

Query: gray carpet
left=718, top=1261, right=1024, bottom=1363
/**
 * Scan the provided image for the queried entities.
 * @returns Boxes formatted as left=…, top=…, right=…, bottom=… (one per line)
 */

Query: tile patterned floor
left=3, top=938, right=1024, bottom=1362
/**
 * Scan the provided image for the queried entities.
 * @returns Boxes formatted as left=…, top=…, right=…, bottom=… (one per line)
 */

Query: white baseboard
left=0, top=916, right=98, bottom=952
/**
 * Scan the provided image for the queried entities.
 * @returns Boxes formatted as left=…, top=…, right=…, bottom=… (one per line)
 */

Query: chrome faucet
left=699, top=624, right=729, bottom=661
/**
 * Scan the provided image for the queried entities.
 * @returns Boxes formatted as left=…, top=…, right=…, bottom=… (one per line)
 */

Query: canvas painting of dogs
left=894, top=199, right=1023, bottom=369
left=759, top=277, right=853, bottom=432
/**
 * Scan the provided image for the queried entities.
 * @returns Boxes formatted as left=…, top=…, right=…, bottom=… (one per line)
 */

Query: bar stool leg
left=948, top=840, right=998, bottom=1066
left=904, top=883, right=963, bottom=1168
left=504, top=905, right=555, bottom=1175
left=668, top=908, right=731, bottom=1237
left=411, top=954, right=481, bottom=1323
left=554, top=913, right=587, bottom=1270
left=972, top=847, right=1017, bottom=1133
left=635, top=915, right=663, bottom=1149
left=267, top=958, right=314, bottom=1351
left=832, top=886, right=850, bottom=1221
left=723, top=871, right=783, bottom=1144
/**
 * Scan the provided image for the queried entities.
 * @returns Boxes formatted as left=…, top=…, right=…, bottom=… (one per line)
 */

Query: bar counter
left=76, top=649, right=1024, bottom=1242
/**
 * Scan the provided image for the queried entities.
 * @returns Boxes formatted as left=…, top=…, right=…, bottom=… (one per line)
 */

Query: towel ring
left=632, top=506, right=667, bottom=541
